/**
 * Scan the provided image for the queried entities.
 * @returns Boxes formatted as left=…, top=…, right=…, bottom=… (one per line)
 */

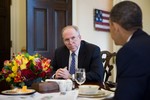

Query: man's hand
left=55, top=67, right=71, bottom=79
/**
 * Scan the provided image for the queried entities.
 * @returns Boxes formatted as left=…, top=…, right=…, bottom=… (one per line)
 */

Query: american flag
left=94, top=9, right=110, bottom=32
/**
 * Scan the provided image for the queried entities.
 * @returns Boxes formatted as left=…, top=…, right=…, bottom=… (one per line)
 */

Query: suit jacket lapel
left=62, top=47, right=70, bottom=69
left=78, top=41, right=86, bottom=68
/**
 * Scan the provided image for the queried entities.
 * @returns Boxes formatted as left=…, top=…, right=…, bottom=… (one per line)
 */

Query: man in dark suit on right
left=109, top=1, right=150, bottom=100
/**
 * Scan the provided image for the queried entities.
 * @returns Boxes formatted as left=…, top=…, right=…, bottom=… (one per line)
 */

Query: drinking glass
left=75, top=68, right=86, bottom=86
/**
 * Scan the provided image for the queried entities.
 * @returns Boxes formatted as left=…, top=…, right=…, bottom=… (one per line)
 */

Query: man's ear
left=113, top=22, right=120, bottom=33
left=78, top=34, right=81, bottom=39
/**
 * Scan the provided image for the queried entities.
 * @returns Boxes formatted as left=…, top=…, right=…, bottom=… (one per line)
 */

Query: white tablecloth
left=0, top=89, right=114, bottom=100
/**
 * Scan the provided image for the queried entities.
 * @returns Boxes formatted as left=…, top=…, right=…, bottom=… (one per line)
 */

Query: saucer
left=78, top=89, right=110, bottom=98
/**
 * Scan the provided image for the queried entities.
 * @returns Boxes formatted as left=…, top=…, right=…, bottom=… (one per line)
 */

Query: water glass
left=75, top=68, right=86, bottom=86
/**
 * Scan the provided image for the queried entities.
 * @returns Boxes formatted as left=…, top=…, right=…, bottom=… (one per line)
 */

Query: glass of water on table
left=75, top=68, right=86, bottom=86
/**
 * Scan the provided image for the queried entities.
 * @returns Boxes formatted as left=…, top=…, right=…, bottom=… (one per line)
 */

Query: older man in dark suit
left=51, top=25, right=104, bottom=83
left=109, top=1, right=150, bottom=100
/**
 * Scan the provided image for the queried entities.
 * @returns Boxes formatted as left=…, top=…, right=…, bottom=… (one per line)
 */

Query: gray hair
left=62, top=25, right=80, bottom=35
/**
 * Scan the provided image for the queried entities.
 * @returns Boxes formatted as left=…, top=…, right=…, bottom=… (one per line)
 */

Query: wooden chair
left=101, top=51, right=117, bottom=89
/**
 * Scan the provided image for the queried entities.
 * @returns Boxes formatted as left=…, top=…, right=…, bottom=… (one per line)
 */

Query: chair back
left=101, top=51, right=116, bottom=83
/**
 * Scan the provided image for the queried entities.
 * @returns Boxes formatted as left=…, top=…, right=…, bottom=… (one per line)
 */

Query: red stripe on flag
left=95, top=22, right=109, bottom=26
left=95, top=28, right=110, bottom=32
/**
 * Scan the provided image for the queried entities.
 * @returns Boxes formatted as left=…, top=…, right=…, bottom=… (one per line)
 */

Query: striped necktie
left=70, top=52, right=75, bottom=74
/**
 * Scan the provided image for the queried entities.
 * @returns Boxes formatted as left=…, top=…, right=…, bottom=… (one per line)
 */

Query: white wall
left=73, top=0, right=113, bottom=52
left=11, top=0, right=26, bottom=56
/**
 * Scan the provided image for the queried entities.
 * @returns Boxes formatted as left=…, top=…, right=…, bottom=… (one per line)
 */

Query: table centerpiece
left=0, top=52, right=53, bottom=88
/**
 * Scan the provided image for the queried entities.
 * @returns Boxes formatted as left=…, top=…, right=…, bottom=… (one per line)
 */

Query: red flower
left=21, top=69, right=36, bottom=81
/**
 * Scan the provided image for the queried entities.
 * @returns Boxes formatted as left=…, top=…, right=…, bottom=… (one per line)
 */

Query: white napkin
left=34, top=90, right=78, bottom=100
left=45, top=79, right=73, bottom=91
left=0, top=94, right=34, bottom=100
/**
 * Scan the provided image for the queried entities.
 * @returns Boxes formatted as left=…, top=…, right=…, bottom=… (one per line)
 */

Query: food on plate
left=22, top=86, right=27, bottom=92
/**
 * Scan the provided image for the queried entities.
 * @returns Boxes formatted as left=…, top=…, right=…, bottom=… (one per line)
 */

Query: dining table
left=0, top=80, right=114, bottom=100
left=0, top=89, right=114, bottom=100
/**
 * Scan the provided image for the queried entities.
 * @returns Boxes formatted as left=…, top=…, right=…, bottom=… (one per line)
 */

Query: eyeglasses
left=63, top=36, right=79, bottom=44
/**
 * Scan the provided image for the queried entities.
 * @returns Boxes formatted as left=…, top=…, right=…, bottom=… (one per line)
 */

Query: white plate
left=78, top=89, right=111, bottom=98
left=1, top=88, right=36, bottom=95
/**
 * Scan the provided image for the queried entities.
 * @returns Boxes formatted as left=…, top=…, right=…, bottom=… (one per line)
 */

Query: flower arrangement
left=0, top=53, right=53, bottom=87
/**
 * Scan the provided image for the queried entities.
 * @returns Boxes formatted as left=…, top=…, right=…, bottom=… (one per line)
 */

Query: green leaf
left=30, top=62, right=35, bottom=71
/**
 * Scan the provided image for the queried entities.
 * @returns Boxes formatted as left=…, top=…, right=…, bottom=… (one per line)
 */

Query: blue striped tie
left=70, top=52, right=75, bottom=74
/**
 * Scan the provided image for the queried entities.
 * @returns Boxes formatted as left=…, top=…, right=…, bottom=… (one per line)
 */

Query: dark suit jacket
left=51, top=40, right=104, bottom=83
left=114, top=29, right=150, bottom=100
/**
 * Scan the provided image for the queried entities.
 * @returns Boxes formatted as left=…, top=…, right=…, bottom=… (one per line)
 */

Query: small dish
left=79, top=85, right=99, bottom=94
